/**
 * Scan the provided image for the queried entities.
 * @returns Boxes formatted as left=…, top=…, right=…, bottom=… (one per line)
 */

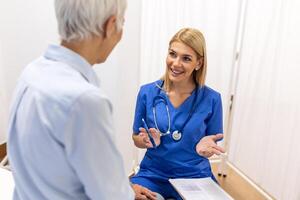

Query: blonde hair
left=163, top=28, right=207, bottom=91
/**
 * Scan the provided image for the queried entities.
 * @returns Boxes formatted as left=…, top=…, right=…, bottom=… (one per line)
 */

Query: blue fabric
left=131, top=80, right=223, bottom=199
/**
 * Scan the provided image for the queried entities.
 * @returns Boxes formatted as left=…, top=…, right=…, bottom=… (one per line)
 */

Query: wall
left=0, top=0, right=58, bottom=144
left=0, top=42, right=8, bottom=144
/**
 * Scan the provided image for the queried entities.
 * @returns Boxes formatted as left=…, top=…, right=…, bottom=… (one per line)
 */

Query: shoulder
left=202, top=85, right=221, bottom=97
left=140, top=80, right=162, bottom=92
left=21, top=58, right=110, bottom=111
left=138, top=80, right=162, bottom=96
left=201, top=85, right=222, bottom=102
left=72, top=88, right=112, bottom=112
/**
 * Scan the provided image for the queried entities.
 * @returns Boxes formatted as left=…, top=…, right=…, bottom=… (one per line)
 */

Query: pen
left=141, top=118, right=157, bottom=148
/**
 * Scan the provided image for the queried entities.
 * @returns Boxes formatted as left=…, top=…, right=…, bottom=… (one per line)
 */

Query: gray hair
left=55, top=0, right=127, bottom=42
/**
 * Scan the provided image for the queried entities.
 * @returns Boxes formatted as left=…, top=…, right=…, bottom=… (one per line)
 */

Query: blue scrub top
left=133, top=80, right=223, bottom=180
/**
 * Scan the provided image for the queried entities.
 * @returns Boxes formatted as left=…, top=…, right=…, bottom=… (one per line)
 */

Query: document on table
left=0, top=167, right=15, bottom=200
left=169, top=177, right=234, bottom=200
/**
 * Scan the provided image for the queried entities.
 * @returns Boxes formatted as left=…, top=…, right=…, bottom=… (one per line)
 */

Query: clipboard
left=169, top=177, right=234, bottom=200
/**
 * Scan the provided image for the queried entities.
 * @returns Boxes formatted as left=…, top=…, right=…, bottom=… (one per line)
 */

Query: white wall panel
left=228, top=0, right=300, bottom=199
left=0, top=42, right=8, bottom=144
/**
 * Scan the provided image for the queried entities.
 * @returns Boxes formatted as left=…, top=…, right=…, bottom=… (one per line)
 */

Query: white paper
left=169, top=177, right=234, bottom=200
left=0, top=167, right=14, bottom=199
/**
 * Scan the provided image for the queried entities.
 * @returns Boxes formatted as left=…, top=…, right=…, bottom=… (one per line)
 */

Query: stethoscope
left=152, top=81, right=200, bottom=141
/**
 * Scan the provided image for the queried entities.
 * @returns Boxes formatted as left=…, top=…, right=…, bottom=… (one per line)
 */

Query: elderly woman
left=7, top=0, right=155, bottom=199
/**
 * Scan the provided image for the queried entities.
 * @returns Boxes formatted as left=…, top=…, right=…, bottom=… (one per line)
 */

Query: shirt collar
left=44, top=44, right=100, bottom=87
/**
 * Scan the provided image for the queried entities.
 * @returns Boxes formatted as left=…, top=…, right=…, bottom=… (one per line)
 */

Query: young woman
left=131, top=28, right=225, bottom=200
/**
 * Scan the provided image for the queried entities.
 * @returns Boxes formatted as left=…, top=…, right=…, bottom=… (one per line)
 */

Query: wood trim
left=0, top=143, right=6, bottom=161
left=211, top=162, right=274, bottom=200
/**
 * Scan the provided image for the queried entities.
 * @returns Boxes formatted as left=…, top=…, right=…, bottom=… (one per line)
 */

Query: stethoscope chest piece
left=153, top=80, right=200, bottom=142
left=172, top=130, right=182, bottom=141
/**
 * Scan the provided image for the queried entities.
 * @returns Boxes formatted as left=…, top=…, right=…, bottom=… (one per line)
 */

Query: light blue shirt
left=7, top=44, right=134, bottom=200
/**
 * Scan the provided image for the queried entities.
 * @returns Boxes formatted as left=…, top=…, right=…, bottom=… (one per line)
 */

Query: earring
left=195, top=66, right=200, bottom=71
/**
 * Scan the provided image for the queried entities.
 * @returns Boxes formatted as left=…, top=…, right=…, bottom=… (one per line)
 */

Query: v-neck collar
left=160, top=87, right=198, bottom=111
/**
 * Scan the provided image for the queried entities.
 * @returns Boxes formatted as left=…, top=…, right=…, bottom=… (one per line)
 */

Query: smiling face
left=166, top=41, right=201, bottom=85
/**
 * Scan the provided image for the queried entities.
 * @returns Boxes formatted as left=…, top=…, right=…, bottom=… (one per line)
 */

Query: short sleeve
left=132, top=88, right=146, bottom=134
left=206, top=93, right=223, bottom=135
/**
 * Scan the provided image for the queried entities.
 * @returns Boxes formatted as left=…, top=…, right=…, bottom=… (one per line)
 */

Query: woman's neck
left=170, top=79, right=196, bottom=95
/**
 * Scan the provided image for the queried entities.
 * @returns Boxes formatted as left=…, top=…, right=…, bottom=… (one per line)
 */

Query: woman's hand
left=138, top=127, right=161, bottom=148
left=196, top=133, right=225, bottom=158
left=132, top=128, right=161, bottom=149
left=132, top=184, right=157, bottom=200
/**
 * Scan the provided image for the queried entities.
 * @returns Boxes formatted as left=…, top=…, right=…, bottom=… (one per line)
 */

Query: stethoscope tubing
left=152, top=80, right=201, bottom=141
